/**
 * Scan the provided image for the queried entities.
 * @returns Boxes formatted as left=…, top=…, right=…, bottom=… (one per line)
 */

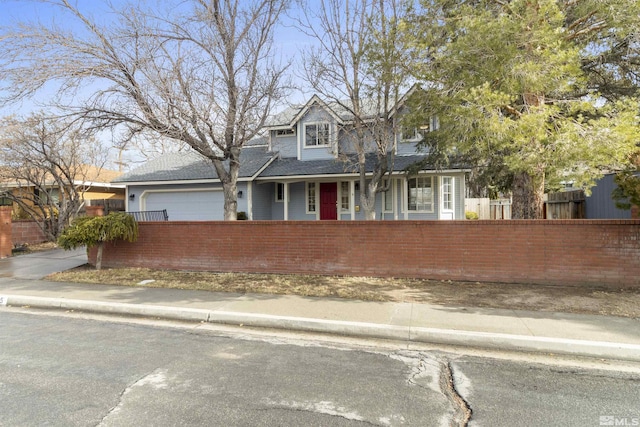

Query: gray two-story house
left=116, top=94, right=468, bottom=221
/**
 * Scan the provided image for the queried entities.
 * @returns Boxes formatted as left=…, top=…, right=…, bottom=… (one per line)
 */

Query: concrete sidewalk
left=1, top=278, right=639, bottom=362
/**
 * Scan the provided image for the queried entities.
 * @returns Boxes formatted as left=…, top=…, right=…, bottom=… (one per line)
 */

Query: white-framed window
left=382, top=179, right=393, bottom=212
left=340, top=182, right=350, bottom=212
left=400, top=124, right=420, bottom=142
left=304, top=122, right=330, bottom=147
left=441, top=176, right=453, bottom=211
left=275, top=183, right=284, bottom=202
left=407, top=176, right=434, bottom=212
left=275, top=128, right=295, bottom=137
left=306, top=182, right=317, bottom=213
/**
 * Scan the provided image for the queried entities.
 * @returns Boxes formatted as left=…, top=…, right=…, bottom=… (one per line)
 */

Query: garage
left=141, top=189, right=224, bottom=221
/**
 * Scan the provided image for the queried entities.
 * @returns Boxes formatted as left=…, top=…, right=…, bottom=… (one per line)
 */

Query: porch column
left=350, top=180, right=355, bottom=220
left=284, top=182, right=289, bottom=221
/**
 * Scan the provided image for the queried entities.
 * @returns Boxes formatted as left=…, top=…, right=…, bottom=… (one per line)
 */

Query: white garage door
left=142, top=190, right=224, bottom=221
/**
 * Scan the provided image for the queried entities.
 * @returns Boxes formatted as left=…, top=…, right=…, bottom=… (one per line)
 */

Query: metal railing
left=127, top=210, right=169, bottom=222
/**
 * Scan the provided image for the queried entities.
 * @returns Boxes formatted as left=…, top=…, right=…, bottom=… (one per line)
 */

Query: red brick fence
left=90, top=219, right=640, bottom=288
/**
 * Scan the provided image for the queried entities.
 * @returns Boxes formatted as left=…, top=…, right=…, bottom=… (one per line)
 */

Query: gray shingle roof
left=265, top=98, right=400, bottom=128
left=113, top=147, right=275, bottom=183
left=258, top=154, right=466, bottom=178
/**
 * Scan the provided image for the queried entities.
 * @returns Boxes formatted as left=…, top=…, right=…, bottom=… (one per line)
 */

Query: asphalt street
left=1, top=311, right=639, bottom=426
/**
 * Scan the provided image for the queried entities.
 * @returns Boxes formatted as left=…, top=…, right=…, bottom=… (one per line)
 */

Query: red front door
left=320, top=182, right=338, bottom=220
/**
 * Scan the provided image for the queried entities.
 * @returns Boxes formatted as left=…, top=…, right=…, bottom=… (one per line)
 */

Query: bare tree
left=0, top=0, right=289, bottom=220
left=0, top=114, right=109, bottom=241
left=296, top=0, right=409, bottom=219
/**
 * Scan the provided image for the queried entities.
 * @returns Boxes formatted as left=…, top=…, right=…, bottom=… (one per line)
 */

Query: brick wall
left=89, top=220, right=640, bottom=288
left=0, top=207, right=11, bottom=258
left=12, top=220, right=47, bottom=245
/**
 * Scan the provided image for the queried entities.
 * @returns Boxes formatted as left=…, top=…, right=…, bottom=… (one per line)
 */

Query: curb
left=3, top=295, right=640, bottom=362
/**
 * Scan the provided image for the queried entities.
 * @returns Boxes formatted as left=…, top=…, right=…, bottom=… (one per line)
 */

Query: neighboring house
left=116, top=94, right=469, bottom=221
left=585, top=173, right=637, bottom=219
left=1, top=166, right=125, bottom=216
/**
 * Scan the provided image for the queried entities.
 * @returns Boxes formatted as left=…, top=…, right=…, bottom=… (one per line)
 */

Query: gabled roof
left=264, top=86, right=420, bottom=129
left=113, top=146, right=275, bottom=184
left=265, top=95, right=346, bottom=129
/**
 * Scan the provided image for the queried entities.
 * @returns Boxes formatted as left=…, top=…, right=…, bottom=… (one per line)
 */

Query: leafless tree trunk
left=0, top=114, right=109, bottom=240
left=297, top=0, right=408, bottom=220
left=0, top=0, right=289, bottom=220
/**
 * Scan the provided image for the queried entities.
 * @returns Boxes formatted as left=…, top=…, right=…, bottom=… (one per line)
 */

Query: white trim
left=297, top=122, right=301, bottom=160
left=254, top=169, right=469, bottom=183
left=288, top=95, right=345, bottom=127
left=249, top=155, right=278, bottom=180
left=439, top=175, right=455, bottom=220
left=275, top=182, right=284, bottom=202
left=139, top=187, right=223, bottom=211
left=284, top=182, right=289, bottom=220
left=117, top=177, right=255, bottom=186
left=303, top=122, right=331, bottom=148
left=350, top=180, right=355, bottom=220
left=275, top=128, right=295, bottom=137
left=247, top=181, right=253, bottom=220
left=403, top=180, right=408, bottom=220
left=399, top=127, right=421, bottom=143
left=339, top=181, right=350, bottom=214
left=404, top=175, right=435, bottom=214
left=305, top=182, right=318, bottom=217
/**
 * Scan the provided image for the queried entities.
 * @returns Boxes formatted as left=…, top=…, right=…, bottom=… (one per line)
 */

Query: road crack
left=258, top=399, right=379, bottom=426
left=439, top=361, right=472, bottom=427
left=96, top=368, right=168, bottom=426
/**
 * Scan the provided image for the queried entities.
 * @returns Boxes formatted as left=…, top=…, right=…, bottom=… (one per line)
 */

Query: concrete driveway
left=0, top=248, right=87, bottom=280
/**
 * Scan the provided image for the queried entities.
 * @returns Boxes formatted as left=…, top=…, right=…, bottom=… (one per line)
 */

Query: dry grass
left=47, top=265, right=640, bottom=318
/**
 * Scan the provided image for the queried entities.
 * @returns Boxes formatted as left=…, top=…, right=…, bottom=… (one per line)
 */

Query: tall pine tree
left=405, top=0, right=640, bottom=218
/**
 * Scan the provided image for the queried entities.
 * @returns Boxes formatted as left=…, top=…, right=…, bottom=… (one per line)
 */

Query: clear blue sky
left=0, top=0, right=317, bottom=103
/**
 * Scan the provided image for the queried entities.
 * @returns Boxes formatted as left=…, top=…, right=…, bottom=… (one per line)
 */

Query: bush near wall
left=89, top=220, right=640, bottom=288
left=12, top=220, right=47, bottom=245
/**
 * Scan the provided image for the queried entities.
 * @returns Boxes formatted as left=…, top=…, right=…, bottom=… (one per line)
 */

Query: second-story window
left=304, top=123, right=330, bottom=147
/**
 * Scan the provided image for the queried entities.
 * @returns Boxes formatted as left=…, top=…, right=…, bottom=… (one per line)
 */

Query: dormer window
left=400, top=125, right=420, bottom=142
left=275, top=128, right=295, bottom=137
left=304, top=122, right=330, bottom=147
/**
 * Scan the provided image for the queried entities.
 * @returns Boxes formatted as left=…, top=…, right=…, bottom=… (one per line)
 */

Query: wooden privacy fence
left=465, top=198, right=511, bottom=220
left=86, top=199, right=125, bottom=214
left=545, top=190, right=585, bottom=219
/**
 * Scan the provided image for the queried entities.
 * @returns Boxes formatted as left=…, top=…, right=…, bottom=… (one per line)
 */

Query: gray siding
left=270, top=131, right=297, bottom=158
left=298, top=107, right=337, bottom=161
left=586, top=174, right=632, bottom=219
left=287, top=182, right=317, bottom=220
left=251, top=182, right=273, bottom=220
left=126, top=182, right=249, bottom=221
left=270, top=182, right=285, bottom=220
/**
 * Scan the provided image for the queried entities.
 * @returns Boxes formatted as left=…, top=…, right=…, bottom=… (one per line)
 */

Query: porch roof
left=258, top=154, right=468, bottom=179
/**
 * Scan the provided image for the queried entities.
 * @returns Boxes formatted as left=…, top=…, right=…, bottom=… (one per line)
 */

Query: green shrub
left=58, top=212, right=138, bottom=269
left=465, top=211, right=479, bottom=220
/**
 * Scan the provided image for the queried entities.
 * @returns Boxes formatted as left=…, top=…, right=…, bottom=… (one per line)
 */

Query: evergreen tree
left=405, top=0, right=640, bottom=218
